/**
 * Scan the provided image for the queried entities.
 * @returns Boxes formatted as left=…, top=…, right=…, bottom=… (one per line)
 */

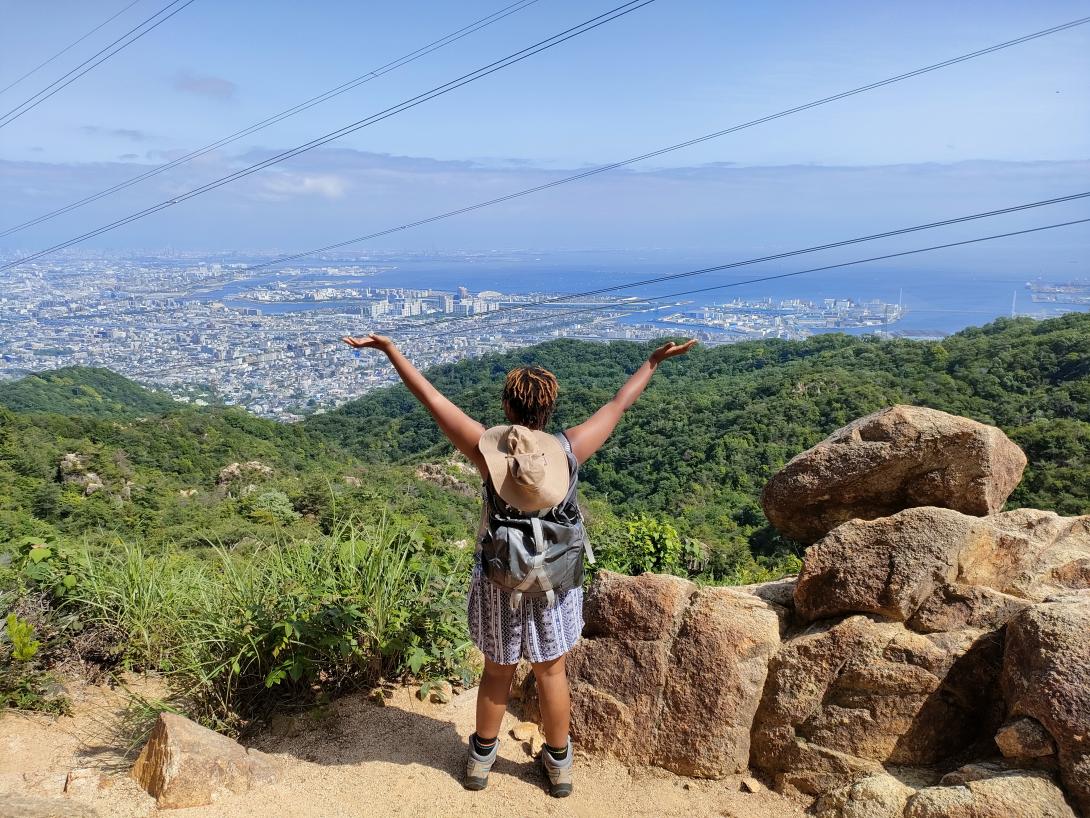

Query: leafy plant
left=6, top=613, right=41, bottom=661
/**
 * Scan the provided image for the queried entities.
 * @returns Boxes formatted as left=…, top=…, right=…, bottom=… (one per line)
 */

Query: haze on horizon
left=1, top=0, right=1087, bottom=267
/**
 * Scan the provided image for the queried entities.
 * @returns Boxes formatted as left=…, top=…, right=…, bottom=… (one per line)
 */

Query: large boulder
left=1002, top=598, right=1090, bottom=815
left=812, top=772, right=915, bottom=818
left=761, top=405, right=1027, bottom=544
left=794, top=507, right=1090, bottom=624
left=516, top=570, right=781, bottom=778
left=959, top=510, right=1090, bottom=601
left=795, top=507, right=975, bottom=622
left=750, top=615, right=1004, bottom=797
left=904, top=766, right=1077, bottom=818
left=131, top=712, right=279, bottom=808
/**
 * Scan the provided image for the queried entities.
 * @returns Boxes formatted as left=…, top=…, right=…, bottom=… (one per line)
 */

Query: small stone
left=429, top=681, right=453, bottom=704
left=740, top=776, right=763, bottom=793
left=995, top=717, right=1056, bottom=759
left=511, top=721, right=540, bottom=742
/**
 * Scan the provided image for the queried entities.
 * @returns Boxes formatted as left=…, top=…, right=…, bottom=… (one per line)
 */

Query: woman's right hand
left=649, top=338, right=697, bottom=364
left=342, top=333, right=394, bottom=354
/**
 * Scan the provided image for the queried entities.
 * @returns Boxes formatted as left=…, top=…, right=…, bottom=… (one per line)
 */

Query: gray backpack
left=477, top=432, right=595, bottom=609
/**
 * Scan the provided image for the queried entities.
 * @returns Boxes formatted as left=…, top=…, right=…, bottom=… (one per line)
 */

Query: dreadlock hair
left=502, top=366, right=559, bottom=430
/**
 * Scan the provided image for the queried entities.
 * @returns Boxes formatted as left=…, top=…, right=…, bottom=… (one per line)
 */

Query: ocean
left=198, top=253, right=1087, bottom=338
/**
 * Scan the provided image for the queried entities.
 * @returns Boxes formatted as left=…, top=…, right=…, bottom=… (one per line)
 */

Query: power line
left=0, top=0, right=197, bottom=130
left=0, top=0, right=656, bottom=271
left=382, top=191, right=1090, bottom=334
left=0, top=0, right=542, bottom=239
left=0, top=0, right=147, bottom=97
left=411, top=217, right=1090, bottom=339
left=103, top=204, right=1090, bottom=376
left=234, top=14, right=1090, bottom=275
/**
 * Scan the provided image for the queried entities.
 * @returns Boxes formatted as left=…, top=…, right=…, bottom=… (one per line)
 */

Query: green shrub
left=52, top=514, right=473, bottom=732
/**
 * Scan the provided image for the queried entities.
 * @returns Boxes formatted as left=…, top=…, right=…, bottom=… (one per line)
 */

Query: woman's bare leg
left=531, top=655, right=570, bottom=747
left=475, top=658, right=518, bottom=740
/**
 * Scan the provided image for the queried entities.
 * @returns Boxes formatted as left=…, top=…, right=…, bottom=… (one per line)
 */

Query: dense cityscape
left=0, top=254, right=1075, bottom=421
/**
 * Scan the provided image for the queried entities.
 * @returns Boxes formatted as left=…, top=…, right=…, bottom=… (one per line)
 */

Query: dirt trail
left=0, top=676, right=807, bottom=817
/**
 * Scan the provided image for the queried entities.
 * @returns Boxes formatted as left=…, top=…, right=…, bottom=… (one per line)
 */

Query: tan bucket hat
left=478, top=424, right=569, bottom=512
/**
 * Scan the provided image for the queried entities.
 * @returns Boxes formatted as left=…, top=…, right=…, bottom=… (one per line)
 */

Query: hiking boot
left=539, top=737, right=573, bottom=798
left=464, top=733, right=499, bottom=790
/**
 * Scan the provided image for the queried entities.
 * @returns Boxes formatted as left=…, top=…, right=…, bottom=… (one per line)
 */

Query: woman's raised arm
left=564, top=339, right=696, bottom=464
left=342, top=334, right=487, bottom=474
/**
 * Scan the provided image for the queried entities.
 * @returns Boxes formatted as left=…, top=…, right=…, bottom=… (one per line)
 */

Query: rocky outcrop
left=216, top=460, right=273, bottom=485
left=131, top=712, right=279, bottom=808
left=413, top=460, right=478, bottom=497
left=808, top=764, right=1078, bottom=818
left=905, top=765, right=1077, bottom=818
left=1002, top=599, right=1090, bottom=816
left=508, top=405, right=1085, bottom=815
left=58, top=453, right=104, bottom=496
left=517, top=570, right=782, bottom=778
left=760, top=405, right=1026, bottom=544
left=813, top=773, right=915, bottom=818
left=794, top=507, right=1090, bottom=624
left=750, top=616, right=1004, bottom=797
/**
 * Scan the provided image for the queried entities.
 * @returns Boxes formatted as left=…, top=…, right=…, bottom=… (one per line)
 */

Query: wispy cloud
left=172, top=70, right=237, bottom=101
left=259, top=173, right=348, bottom=200
left=80, top=125, right=154, bottom=142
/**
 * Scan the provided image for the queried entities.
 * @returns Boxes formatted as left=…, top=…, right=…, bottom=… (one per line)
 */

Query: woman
left=341, top=332, right=696, bottom=797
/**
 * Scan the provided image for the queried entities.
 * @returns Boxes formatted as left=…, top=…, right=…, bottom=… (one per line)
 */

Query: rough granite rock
left=131, top=712, right=279, bottom=808
left=996, top=717, right=1057, bottom=759
left=812, top=772, right=916, bottom=818
left=795, top=507, right=1090, bottom=624
left=795, top=507, right=978, bottom=622
left=958, top=510, right=1090, bottom=601
left=750, top=615, right=1005, bottom=797
left=908, top=582, right=1031, bottom=634
left=517, top=570, right=781, bottom=778
left=1002, top=599, right=1090, bottom=816
left=760, top=405, right=1027, bottom=544
left=904, top=767, right=1076, bottom=818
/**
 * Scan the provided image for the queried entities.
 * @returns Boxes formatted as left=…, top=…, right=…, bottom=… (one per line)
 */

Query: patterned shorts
left=467, top=552, right=584, bottom=665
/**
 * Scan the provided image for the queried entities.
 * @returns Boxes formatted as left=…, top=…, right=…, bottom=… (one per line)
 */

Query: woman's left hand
left=650, top=338, right=697, bottom=364
left=342, top=333, right=394, bottom=354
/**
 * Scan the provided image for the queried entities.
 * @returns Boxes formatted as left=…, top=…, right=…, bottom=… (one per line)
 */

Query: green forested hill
left=0, top=367, right=181, bottom=418
left=307, top=313, right=1090, bottom=551
left=2, top=317, right=1086, bottom=723
left=0, top=388, right=476, bottom=551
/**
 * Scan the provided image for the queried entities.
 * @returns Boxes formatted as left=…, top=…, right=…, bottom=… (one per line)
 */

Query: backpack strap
left=509, top=517, right=557, bottom=610
left=555, top=431, right=596, bottom=566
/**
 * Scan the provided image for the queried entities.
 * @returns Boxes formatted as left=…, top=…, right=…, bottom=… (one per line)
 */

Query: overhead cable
left=0, top=0, right=542, bottom=238
left=0, top=0, right=147, bottom=97
left=412, top=217, right=1090, bottom=338
left=392, top=191, right=1090, bottom=333
left=0, top=0, right=656, bottom=271
left=235, top=14, right=1090, bottom=274
left=0, top=0, right=198, bottom=129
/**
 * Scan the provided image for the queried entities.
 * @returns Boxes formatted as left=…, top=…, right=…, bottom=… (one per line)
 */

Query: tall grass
left=60, top=514, right=472, bottom=731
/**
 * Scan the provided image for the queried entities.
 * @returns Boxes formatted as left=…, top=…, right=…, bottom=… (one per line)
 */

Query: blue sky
left=0, top=0, right=1087, bottom=257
